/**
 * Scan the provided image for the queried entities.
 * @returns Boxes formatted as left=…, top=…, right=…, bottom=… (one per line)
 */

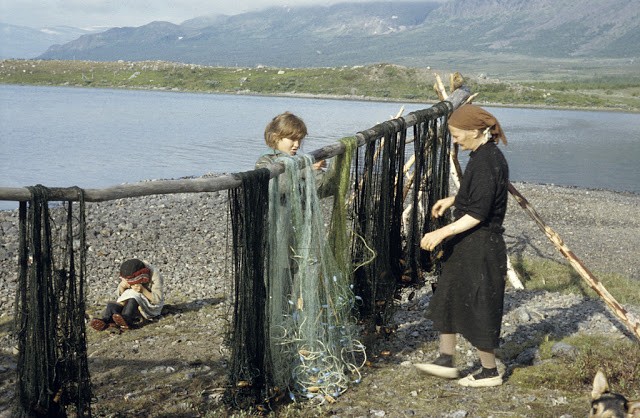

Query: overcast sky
left=0, top=0, right=442, bottom=29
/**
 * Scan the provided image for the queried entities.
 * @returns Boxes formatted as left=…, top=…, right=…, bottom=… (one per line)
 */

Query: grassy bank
left=2, top=59, right=640, bottom=112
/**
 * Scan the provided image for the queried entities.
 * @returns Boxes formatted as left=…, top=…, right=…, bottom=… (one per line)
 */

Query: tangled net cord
left=271, top=318, right=367, bottom=402
left=282, top=270, right=368, bottom=401
left=267, top=155, right=368, bottom=403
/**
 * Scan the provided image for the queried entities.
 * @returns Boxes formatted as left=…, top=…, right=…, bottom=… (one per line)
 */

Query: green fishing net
left=266, top=151, right=364, bottom=402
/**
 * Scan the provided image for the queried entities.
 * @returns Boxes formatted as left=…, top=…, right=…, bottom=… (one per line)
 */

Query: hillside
left=32, top=0, right=640, bottom=73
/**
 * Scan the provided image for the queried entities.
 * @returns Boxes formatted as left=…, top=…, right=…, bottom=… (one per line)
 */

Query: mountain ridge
left=0, top=23, right=106, bottom=59
left=3, top=1, right=639, bottom=69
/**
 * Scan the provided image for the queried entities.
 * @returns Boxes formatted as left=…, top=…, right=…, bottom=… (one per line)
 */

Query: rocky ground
left=0, top=181, right=638, bottom=417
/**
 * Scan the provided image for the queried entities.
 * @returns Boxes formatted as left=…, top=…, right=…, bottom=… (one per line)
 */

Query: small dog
left=590, top=370, right=640, bottom=418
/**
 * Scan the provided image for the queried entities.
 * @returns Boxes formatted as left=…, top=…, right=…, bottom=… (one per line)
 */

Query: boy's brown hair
left=264, top=112, right=308, bottom=148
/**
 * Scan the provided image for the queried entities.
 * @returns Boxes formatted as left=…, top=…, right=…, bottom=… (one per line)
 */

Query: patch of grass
left=512, top=334, right=640, bottom=397
left=512, top=257, right=640, bottom=305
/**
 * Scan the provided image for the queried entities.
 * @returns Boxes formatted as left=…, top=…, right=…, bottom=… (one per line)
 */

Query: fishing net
left=14, top=185, right=92, bottom=417
left=327, top=137, right=359, bottom=276
left=351, top=105, right=452, bottom=329
left=351, top=120, right=407, bottom=327
left=404, top=105, right=452, bottom=285
left=226, top=169, right=272, bottom=409
left=266, top=153, right=364, bottom=403
left=226, top=150, right=364, bottom=409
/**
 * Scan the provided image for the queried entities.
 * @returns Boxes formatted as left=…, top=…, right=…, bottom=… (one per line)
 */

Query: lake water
left=1, top=84, right=639, bottom=211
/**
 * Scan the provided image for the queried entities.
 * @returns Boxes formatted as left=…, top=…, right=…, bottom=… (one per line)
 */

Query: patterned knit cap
left=119, top=258, right=150, bottom=284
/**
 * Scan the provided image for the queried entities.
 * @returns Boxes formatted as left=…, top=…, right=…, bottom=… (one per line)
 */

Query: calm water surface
left=1, top=85, right=639, bottom=210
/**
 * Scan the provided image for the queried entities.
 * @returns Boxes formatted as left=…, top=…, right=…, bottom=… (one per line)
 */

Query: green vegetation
left=512, top=258, right=640, bottom=305
left=513, top=334, right=640, bottom=393
left=2, top=59, right=640, bottom=112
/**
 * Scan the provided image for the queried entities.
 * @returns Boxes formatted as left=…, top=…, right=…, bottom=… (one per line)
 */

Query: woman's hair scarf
left=448, top=104, right=507, bottom=145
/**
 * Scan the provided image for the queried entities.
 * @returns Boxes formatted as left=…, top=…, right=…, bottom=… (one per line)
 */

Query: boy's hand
left=312, top=159, right=326, bottom=170
left=120, top=279, right=131, bottom=289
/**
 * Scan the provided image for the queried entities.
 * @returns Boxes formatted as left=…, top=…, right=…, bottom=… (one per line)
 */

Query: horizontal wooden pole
left=0, top=88, right=469, bottom=203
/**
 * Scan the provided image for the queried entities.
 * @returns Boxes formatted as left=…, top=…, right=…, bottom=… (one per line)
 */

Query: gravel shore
left=0, top=181, right=638, bottom=416
left=1, top=181, right=637, bottom=311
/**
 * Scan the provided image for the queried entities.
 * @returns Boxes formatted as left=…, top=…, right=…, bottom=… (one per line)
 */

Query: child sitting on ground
left=90, top=258, right=164, bottom=331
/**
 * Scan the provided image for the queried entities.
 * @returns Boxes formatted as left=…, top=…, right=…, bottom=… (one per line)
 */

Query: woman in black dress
left=415, top=104, right=509, bottom=387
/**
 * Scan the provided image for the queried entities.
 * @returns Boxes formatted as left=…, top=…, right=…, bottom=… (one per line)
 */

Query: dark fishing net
left=226, top=169, right=272, bottom=409
left=404, top=105, right=452, bottom=285
left=351, top=120, right=407, bottom=327
left=14, top=185, right=92, bottom=418
left=351, top=105, right=451, bottom=328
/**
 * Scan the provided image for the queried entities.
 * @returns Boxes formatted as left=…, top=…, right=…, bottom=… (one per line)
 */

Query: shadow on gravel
left=505, top=230, right=562, bottom=264
left=161, top=297, right=226, bottom=316
left=0, top=320, right=11, bottom=336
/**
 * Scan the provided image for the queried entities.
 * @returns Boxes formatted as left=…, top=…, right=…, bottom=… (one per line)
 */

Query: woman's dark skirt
left=426, top=227, right=507, bottom=350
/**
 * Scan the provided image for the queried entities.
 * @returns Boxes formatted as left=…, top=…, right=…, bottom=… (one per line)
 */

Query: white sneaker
left=414, top=362, right=460, bottom=379
left=457, top=373, right=503, bottom=387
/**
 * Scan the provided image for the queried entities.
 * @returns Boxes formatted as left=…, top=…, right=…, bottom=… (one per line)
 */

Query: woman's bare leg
left=439, top=333, right=456, bottom=356
left=478, top=348, right=497, bottom=369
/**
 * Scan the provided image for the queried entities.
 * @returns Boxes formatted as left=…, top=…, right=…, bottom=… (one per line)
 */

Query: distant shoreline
left=2, top=59, right=639, bottom=113
left=232, top=90, right=640, bottom=114
left=4, top=81, right=638, bottom=115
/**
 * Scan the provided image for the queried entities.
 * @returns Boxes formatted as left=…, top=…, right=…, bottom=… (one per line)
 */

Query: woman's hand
left=431, top=196, right=455, bottom=218
left=422, top=214, right=482, bottom=251
left=131, top=284, right=143, bottom=293
left=420, top=229, right=447, bottom=251
left=119, top=279, right=131, bottom=289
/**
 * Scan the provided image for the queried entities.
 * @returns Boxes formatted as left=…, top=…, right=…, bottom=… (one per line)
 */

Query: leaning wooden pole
left=508, top=183, right=640, bottom=342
